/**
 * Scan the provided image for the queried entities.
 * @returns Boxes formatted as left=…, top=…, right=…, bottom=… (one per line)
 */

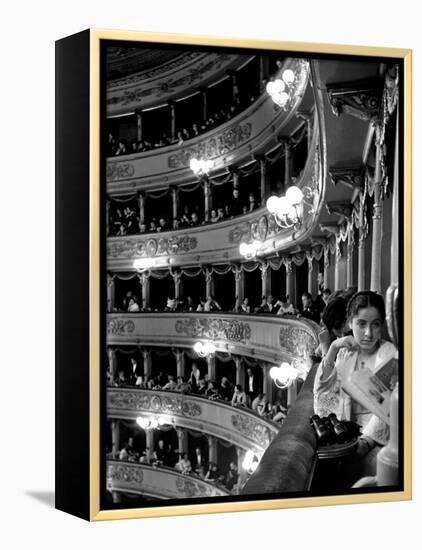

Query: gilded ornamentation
left=279, top=326, right=317, bottom=356
left=107, top=463, right=144, bottom=484
left=107, top=319, right=135, bottom=335
left=175, top=477, right=227, bottom=498
left=107, top=390, right=202, bottom=418
left=106, top=162, right=135, bottom=181
left=231, top=414, right=273, bottom=448
left=107, top=235, right=197, bottom=259
left=167, top=123, right=252, bottom=169
left=175, top=318, right=251, bottom=343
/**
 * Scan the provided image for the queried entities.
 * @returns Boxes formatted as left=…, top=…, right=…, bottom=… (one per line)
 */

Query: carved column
left=287, top=380, right=298, bottom=408
left=111, top=419, right=120, bottom=457
left=323, top=245, right=331, bottom=292
left=259, top=56, right=270, bottom=93
left=171, top=186, right=179, bottom=221
left=107, top=347, right=117, bottom=378
left=207, top=435, right=218, bottom=466
left=200, top=86, right=208, bottom=122
left=334, top=238, right=342, bottom=291
left=205, top=268, right=214, bottom=298
left=172, top=270, right=182, bottom=300
left=261, top=363, right=272, bottom=404
left=207, top=355, right=217, bottom=381
left=141, top=272, right=150, bottom=310
left=137, top=191, right=145, bottom=225
left=307, top=255, right=314, bottom=295
left=258, top=157, right=269, bottom=203
left=175, top=349, right=186, bottom=379
left=106, top=197, right=110, bottom=236
left=235, top=356, right=244, bottom=387
left=357, top=196, right=367, bottom=292
left=232, top=168, right=240, bottom=189
left=234, top=267, right=245, bottom=303
left=260, top=262, right=270, bottom=299
left=203, top=178, right=212, bottom=222
left=371, top=188, right=383, bottom=293
left=283, top=140, right=292, bottom=188
left=142, top=349, right=152, bottom=379
left=346, top=223, right=355, bottom=288
left=285, top=260, right=296, bottom=308
left=177, top=427, right=188, bottom=457
left=135, top=109, right=143, bottom=142
left=169, top=101, right=176, bottom=141
left=107, top=273, right=115, bottom=312
left=146, top=429, right=155, bottom=462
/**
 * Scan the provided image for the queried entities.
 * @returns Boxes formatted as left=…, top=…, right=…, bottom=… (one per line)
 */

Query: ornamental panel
left=175, top=317, right=251, bottom=343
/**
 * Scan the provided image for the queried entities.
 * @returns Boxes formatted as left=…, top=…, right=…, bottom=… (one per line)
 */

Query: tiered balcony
left=106, top=460, right=230, bottom=499
left=107, top=388, right=280, bottom=454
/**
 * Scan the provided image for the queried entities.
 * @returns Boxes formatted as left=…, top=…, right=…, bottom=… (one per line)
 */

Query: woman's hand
left=322, top=336, right=359, bottom=377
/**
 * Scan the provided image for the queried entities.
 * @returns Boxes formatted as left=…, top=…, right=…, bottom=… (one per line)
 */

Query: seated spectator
left=252, top=393, right=268, bottom=416
left=172, top=218, right=180, bottom=230
left=191, top=123, right=200, bottom=137
left=255, top=296, right=268, bottom=313
left=219, top=377, right=233, bottom=401
left=135, top=374, right=146, bottom=388
left=149, top=219, right=157, bottom=232
left=231, top=384, right=248, bottom=407
left=197, top=379, right=207, bottom=395
left=164, top=297, right=177, bottom=311
left=205, top=381, right=221, bottom=400
left=162, top=375, right=177, bottom=391
left=184, top=296, right=196, bottom=312
left=217, top=207, right=226, bottom=221
left=224, top=204, right=231, bottom=218
left=175, top=453, right=192, bottom=474
left=231, top=188, right=243, bottom=216
left=157, top=217, right=169, bottom=232
left=116, top=223, right=127, bottom=236
left=242, top=205, right=248, bottom=214
left=115, top=370, right=127, bottom=387
left=153, top=439, right=170, bottom=465
left=175, top=130, right=184, bottom=145
left=197, top=465, right=206, bottom=479
left=181, top=128, right=190, bottom=140
left=190, top=212, right=201, bottom=226
left=127, top=296, right=140, bottom=313
left=204, top=295, right=222, bottom=312
left=210, top=209, right=219, bottom=223
left=139, top=222, right=147, bottom=233
left=241, top=297, right=251, bottom=313
left=175, top=376, right=191, bottom=393
left=276, top=295, right=295, bottom=316
left=299, top=292, right=319, bottom=323
left=248, top=193, right=259, bottom=211
left=115, top=139, right=127, bottom=156
left=266, top=294, right=277, bottom=313
left=180, top=206, right=190, bottom=227
left=224, top=461, right=239, bottom=491
left=205, top=462, right=219, bottom=482
left=196, top=298, right=206, bottom=312
left=270, top=402, right=288, bottom=423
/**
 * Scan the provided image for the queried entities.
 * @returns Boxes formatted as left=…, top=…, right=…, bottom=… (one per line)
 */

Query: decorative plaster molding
left=107, top=319, right=135, bottom=335
left=107, top=234, right=197, bottom=259
left=175, top=317, right=251, bottom=343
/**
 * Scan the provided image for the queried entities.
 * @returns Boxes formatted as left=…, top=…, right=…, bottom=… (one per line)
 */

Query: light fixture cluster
left=266, top=68, right=296, bottom=109
left=136, top=415, right=174, bottom=431
left=239, top=240, right=261, bottom=259
left=190, top=158, right=213, bottom=177
left=269, top=356, right=311, bottom=389
left=193, top=341, right=216, bottom=357
left=242, top=450, right=261, bottom=474
left=266, top=185, right=305, bottom=229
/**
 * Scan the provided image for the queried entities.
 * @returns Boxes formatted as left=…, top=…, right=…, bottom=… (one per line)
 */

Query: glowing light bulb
left=282, top=69, right=295, bottom=85
left=286, top=185, right=303, bottom=206
left=266, top=195, right=280, bottom=214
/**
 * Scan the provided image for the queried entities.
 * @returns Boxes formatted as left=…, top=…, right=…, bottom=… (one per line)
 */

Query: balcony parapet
left=106, top=58, right=310, bottom=193
left=107, top=115, right=321, bottom=270
left=107, top=387, right=280, bottom=453
left=107, top=312, right=319, bottom=366
left=106, top=460, right=230, bottom=499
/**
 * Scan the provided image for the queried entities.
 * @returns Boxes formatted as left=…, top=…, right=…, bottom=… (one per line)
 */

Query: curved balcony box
left=107, top=53, right=253, bottom=117
left=107, top=388, right=280, bottom=453
left=107, top=122, right=322, bottom=270
left=106, top=460, right=230, bottom=500
left=106, top=59, right=310, bottom=193
left=107, top=312, right=319, bottom=366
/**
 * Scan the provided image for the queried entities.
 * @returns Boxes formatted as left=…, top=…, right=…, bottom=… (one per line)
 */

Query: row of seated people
left=110, top=191, right=260, bottom=236
left=114, top=289, right=331, bottom=323
left=107, top=92, right=256, bottom=157
left=108, top=366, right=287, bottom=424
left=115, top=437, right=241, bottom=492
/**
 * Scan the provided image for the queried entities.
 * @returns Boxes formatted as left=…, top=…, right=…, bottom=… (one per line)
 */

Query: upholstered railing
left=106, top=460, right=230, bottom=499
left=107, top=123, right=321, bottom=271
left=107, top=312, right=319, bottom=365
left=107, top=387, right=280, bottom=453
left=106, top=58, right=310, bottom=193
left=241, top=363, right=318, bottom=495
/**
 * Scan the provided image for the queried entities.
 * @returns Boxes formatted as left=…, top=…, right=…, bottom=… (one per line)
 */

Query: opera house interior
left=104, top=43, right=401, bottom=505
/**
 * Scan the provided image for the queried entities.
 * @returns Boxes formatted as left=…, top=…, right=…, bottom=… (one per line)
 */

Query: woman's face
left=350, top=306, right=383, bottom=353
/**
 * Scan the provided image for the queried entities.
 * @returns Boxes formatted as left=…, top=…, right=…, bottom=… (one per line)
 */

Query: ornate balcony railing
left=107, top=117, right=321, bottom=270
left=106, top=52, right=253, bottom=117
left=107, top=312, right=319, bottom=366
left=107, top=387, right=280, bottom=453
left=106, top=460, right=230, bottom=499
left=106, top=58, right=310, bottom=193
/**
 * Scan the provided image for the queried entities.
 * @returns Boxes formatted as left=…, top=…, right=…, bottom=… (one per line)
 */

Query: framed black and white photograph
left=55, top=29, right=412, bottom=521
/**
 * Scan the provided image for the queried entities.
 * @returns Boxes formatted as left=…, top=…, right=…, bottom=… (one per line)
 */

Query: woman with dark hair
left=314, top=291, right=397, bottom=478
left=317, top=292, right=349, bottom=357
